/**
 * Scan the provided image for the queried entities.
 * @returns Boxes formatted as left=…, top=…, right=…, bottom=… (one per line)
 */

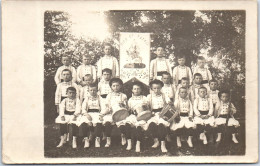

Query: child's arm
left=76, top=65, right=82, bottom=83
left=188, top=67, right=193, bottom=85
left=81, top=98, right=88, bottom=115
left=150, top=60, right=155, bottom=80
left=208, top=99, right=214, bottom=116
left=96, top=59, right=102, bottom=79
left=55, top=84, right=61, bottom=106
left=74, top=98, right=82, bottom=116
left=114, top=57, right=120, bottom=78
left=214, top=101, right=221, bottom=117
left=207, top=69, right=212, bottom=81
left=230, top=103, right=237, bottom=117
left=59, top=99, right=66, bottom=116
left=146, top=94, right=152, bottom=110
left=166, top=59, right=173, bottom=77
left=54, top=67, right=61, bottom=85
left=92, top=66, right=97, bottom=83
left=193, top=98, right=200, bottom=116
left=72, top=67, right=77, bottom=83
left=189, top=100, right=194, bottom=118
left=80, top=88, right=84, bottom=104
left=172, top=67, right=177, bottom=85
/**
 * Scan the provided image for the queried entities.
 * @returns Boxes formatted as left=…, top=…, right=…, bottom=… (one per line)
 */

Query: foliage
left=44, top=10, right=245, bottom=119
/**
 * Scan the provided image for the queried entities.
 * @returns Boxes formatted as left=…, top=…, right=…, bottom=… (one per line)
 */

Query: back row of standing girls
left=54, top=43, right=240, bottom=153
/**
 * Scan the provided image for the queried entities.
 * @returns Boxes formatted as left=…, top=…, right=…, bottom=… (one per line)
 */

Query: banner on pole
left=120, top=32, right=150, bottom=85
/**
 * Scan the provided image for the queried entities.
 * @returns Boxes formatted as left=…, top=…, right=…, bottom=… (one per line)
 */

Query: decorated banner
left=120, top=32, right=150, bottom=85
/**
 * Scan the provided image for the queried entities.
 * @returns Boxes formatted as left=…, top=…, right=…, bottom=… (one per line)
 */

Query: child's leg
left=148, top=122, right=159, bottom=148
left=187, top=128, right=194, bottom=147
left=158, top=124, right=168, bottom=153
left=216, top=124, right=225, bottom=142
left=71, top=124, right=79, bottom=148
left=104, top=122, right=113, bottom=147
left=57, top=124, right=68, bottom=147
left=135, top=126, right=143, bottom=152
left=175, top=128, right=182, bottom=147
left=94, top=123, right=102, bottom=147
left=80, top=123, right=91, bottom=148
left=229, top=126, right=239, bottom=143
left=125, top=123, right=132, bottom=150
left=119, top=125, right=127, bottom=145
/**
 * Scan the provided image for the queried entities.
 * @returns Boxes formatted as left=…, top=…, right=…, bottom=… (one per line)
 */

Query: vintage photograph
left=44, top=10, right=246, bottom=158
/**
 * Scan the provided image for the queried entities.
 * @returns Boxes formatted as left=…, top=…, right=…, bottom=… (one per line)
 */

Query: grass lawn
left=44, top=120, right=245, bottom=158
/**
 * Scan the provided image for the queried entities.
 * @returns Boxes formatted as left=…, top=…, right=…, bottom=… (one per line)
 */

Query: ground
left=44, top=120, right=245, bottom=158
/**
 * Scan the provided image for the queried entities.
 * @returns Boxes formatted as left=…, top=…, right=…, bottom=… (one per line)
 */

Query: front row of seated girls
left=55, top=77, right=240, bottom=153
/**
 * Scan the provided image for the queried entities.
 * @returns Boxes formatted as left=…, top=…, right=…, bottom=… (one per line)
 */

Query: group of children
left=54, top=44, right=240, bottom=153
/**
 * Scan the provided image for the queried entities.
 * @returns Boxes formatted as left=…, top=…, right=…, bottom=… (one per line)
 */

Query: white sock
left=126, top=139, right=132, bottom=150
left=187, top=136, right=193, bottom=147
left=152, top=138, right=159, bottom=148
left=57, top=136, right=64, bottom=148
left=95, top=137, right=100, bottom=147
left=72, top=136, right=77, bottom=148
left=177, top=136, right=182, bottom=147
left=136, top=141, right=141, bottom=152
left=84, top=137, right=90, bottom=148
left=105, top=137, right=111, bottom=147
left=161, top=141, right=168, bottom=153
left=232, top=133, right=239, bottom=143
left=216, top=133, right=222, bottom=142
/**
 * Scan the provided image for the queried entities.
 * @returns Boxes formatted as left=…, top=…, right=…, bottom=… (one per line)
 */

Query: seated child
left=55, top=87, right=81, bottom=148
left=161, top=72, right=176, bottom=101
left=175, top=77, right=193, bottom=101
left=171, top=87, right=196, bottom=148
left=101, top=78, right=127, bottom=147
left=208, top=79, right=220, bottom=110
left=150, top=46, right=172, bottom=81
left=172, top=55, right=192, bottom=86
left=79, top=83, right=103, bottom=148
left=146, top=79, right=172, bottom=153
left=97, top=43, right=119, bottom=79
left=190, top=73, right=204, bottom=103
left=127, top=81, right=149, bottom=152
left=55, top=69, right=79, bottom=113
left=80, top=74, right=93, bottom=103
left=214, top=91, right=240, bottom=143
left=193, top=87, right=214, bottom=145
left=193, top=56, right=212, bottom=91
left=77, top=54, right=97, bottom=85
left=54, top=55, right=77, bottom=85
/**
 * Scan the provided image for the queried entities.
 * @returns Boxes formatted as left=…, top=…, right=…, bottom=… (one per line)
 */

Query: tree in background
left=44, top=10, right=245, bottom=123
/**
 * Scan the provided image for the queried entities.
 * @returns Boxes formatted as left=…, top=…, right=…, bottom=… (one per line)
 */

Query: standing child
left=77, top=54, right=97, bottom=84
left=97, top=43, right=119, bottom=79
left=80, top=83, right=103, bottom=148
left=150, top=47, right=172, bottom=81
left=161, top=72, right=176, bottom=102
left=171, top=87, right=196, bottom=147
left=190, top=73, right=204, bottom=103
left=101, top=78, right=127, bottom=147
left=146, top=79, right=172, bottom=153
left=98, top=68, right=112, bottom=111
left=54, top=55, right=77, bottom=85
left=193, top=87, right=214, bottom=145
left=55, top=87, right=81, bottom=148
left=172, top=55, right=193, bottom=86
left=80, top=74, right=93, bottom=103
left=214, top=91, right=240, bottom=143
left=208, top=79, right=220, bottom=110
left=193, top=56, right=212, bottom=91
left=55, top=69, right=79, bottom=113
left=127, top=82, right=149, bottom=152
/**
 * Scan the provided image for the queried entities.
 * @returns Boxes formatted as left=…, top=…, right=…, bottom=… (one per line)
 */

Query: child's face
left=181, top=80, right=189, bottom=88
left=151, top=84, right=162, bottom=95
left=220, top=93, right=229, bottom=103
left=103, top=72, right=111, bottom=81
left=104, top=46, right=112, bottom=55
left=132, top=85, right=141, bottom=96
left=89, top=87, right=98, bottom=96
left=179, top=88, right=188, bottom=98
left=84, top=76, right=93, bottom=85
left=194, top=76, right=203, bottom=84
left=67, top=90, right=76, bottom=99
left=197, top=59, right=205, bottom=68
left=62, top=57, right=70, bottom=66
left=62, top=71, right=72, bottom=82
left=156, top=47, right=164, bottom=57
left=198, top=88, right=207, bottom=98
left=111, top=82, right=121, bottom=93
left=162, top=74, right=171, bottom=84
left=82, top=56, right=91, bottom=65
left=178, top=58, right=186, bottom=66
left=209, top=82, right=218, bottom=91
